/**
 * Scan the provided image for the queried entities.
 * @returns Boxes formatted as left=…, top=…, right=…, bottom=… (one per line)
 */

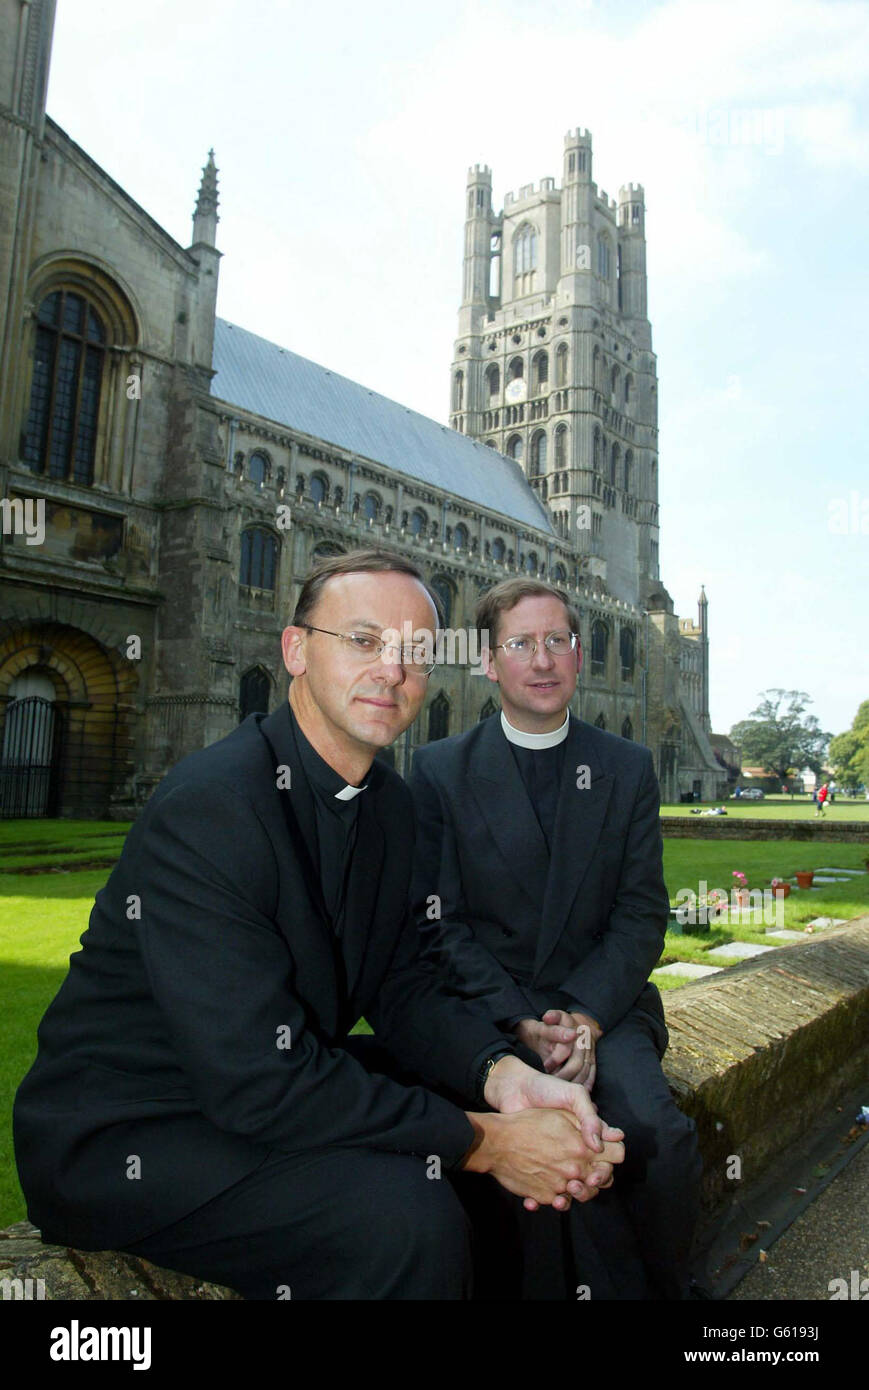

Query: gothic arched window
left=595, top=712, right=607, bottom=730
left=506, top=434, right=523, bottom=462
left=610, top=443, right=619, bottom=486
left=621, top=716, right=633, bottom=741
left=309, top=473, right=328, bottom=505
left=479, top=697, right=498, bottom=721
left=23, top=289, right=107, bottom=485
left=427, top=692, right=450, bottom=743
left=410, top=508, right=427, bottom=537
left=530, top=430, right=547, bottom=476
left=555, top=424, right=567, bottom=470
left=239, top=667, right=271, bottom=722
left=248, top=451, right=269, bottom=489
left=513, top=224, right=538, bottom=276
left=591, top=620, right=608, bottom=677
left=240, top=528, right=278, bottom=589
left=492, top=536, right=506, bottom=562
left=429, top=575, right=453, bottom=628
left=553, top=563, right=567, bottom=584
left=593, top=426, right=601, bottom=470
left=363, top=493, right=380, bottom=522
left=454, top=523, right=469, bottom=550
left=620, top=627, right=636, bottom=679
left=532, top=351, right=548, bottom=395
left=509, top=357, right=524, bottom=381
left=453, top=371, right=464, bottom=411
left=597, top=235, right=611, bottom=280
left=525, top=551, right=538, bottom=575
left=624, top=450, right=633, bottom=492
left=486, top=364, right=500, bottom=398
left=312, top=541, right=345, bottom=561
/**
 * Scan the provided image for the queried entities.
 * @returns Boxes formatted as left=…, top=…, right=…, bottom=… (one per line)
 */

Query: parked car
left=731, top=787, right=764, bottom=800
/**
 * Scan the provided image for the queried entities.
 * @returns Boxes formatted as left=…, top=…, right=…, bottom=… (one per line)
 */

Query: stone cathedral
left=0, top=0, right=725, bottom=819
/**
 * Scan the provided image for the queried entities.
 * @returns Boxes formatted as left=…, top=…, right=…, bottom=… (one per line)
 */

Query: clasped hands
left=516, top=1008, right=601, bottom=1087
left=462, top=1053, right=624, bottom=1213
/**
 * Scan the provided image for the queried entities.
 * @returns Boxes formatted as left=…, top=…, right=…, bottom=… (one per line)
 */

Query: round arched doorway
left=0, top=671, right=59, bottom=817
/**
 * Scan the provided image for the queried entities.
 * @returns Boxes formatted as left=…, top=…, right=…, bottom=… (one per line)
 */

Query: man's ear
left=483, top=646, right=499, bottom=685
left=281, top=625, right=308, bottom=677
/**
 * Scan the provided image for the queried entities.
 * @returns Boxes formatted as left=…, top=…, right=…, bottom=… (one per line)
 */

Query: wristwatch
left=475, top=1046, right=516, bottom=1107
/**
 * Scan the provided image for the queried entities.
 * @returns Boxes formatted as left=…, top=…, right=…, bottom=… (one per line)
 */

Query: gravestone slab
left=707, top=941, right=776, bottom=960
left=653, top=962, right=724, bottom=978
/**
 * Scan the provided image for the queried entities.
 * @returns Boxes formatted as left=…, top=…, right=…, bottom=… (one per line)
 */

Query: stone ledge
left=661, top=817, right=868, bottom=842
left=0, top=1222, right=241, bottom=1300
left=3, top=922, right=867, bottom=1297
left=661, top=915, right=869, bottom=1214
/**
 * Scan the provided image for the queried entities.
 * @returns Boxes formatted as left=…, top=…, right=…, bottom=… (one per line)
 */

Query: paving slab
left=814, top=867, right=866, bottom=876
left=806, top=917, right=849, bottom=928
left=653, top=962, right=724, bottom=979
left=765, top=929, right=810, bottom=940
left=812, top=875, right=853, bottom=884
left=707, top=941, right=777, bottom=960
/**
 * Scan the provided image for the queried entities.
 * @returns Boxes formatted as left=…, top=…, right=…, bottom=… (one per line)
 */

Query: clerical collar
left=288, top=700, right=368, bottom=801
left=500, top=710, right=570, bottom=750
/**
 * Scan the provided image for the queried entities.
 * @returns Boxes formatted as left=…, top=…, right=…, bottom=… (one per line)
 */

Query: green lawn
left=0, top=819, right=867, bottom=1226
left=661, top=796, right=869, bottom=821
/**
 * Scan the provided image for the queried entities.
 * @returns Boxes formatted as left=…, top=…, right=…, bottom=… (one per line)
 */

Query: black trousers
left=121, top=1142, right=474, bottom=1300
left=120, top=1024, right=700, bottom=1301
left=447, top=1009, right=702, bottom=1301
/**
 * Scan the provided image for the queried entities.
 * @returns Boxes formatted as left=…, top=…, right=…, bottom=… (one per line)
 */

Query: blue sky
left=45, top=0, right=869, bottom=742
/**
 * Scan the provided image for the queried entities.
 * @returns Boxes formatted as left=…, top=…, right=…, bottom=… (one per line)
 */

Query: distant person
left=816, top=783, right=829, bottom=816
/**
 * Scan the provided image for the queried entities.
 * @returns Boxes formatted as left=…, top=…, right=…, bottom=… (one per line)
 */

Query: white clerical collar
left=334, top=782, right=368, bottom=801
left=500, top=710, right=570, bottom=749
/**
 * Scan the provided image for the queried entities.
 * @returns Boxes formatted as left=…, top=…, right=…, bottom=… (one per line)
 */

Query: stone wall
left=661, top=817, right=868, bottom=843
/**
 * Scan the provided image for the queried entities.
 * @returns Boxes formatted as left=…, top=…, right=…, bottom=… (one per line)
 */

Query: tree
left=729, top=690, right=831, bottom=781
left=828, top=700, right=869, bottom=790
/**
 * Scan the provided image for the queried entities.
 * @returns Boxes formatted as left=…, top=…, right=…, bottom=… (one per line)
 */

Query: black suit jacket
left=13, top=700, right=509, bottom=1250
left=409, top=713, right=668, bottom=1049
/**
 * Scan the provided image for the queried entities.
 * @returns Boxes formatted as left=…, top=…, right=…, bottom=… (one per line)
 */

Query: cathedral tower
left=0, top=0, right=57, bottom=460
left=450, top=128, right=661, bottom=608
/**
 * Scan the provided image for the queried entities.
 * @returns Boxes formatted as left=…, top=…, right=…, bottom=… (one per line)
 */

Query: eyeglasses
left=494, top=630, right=579, bottom=662
left=303, top=626, right=436, bottom=676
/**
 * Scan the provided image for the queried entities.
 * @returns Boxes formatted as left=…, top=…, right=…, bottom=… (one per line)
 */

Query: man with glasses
left=14, top=551, right=625, bottom=1301
left=410, top=577, right=702, bottom=1299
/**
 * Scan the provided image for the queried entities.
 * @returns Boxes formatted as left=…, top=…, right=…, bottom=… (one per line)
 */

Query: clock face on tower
left=505, top=378, right=527, bottom=404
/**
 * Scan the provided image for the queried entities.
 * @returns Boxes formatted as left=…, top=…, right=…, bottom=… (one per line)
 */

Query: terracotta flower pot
left=772, top=882, right=791, bottom=899
left=795, top=871, right=814, bottom=889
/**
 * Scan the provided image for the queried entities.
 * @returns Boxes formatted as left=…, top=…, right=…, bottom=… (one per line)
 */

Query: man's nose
left=530, top=640, right=555, bottom=669
left=375, top=645, right=407, bottom=685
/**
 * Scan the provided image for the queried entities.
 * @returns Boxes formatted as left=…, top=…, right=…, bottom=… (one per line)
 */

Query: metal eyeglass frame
left=494, top=630, right=580, bottom=662
left=302, top=625, right=437, bottom=675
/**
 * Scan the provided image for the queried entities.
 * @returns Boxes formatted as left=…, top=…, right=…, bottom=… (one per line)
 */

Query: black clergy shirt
left=287, top=701, right=365, bottom=939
